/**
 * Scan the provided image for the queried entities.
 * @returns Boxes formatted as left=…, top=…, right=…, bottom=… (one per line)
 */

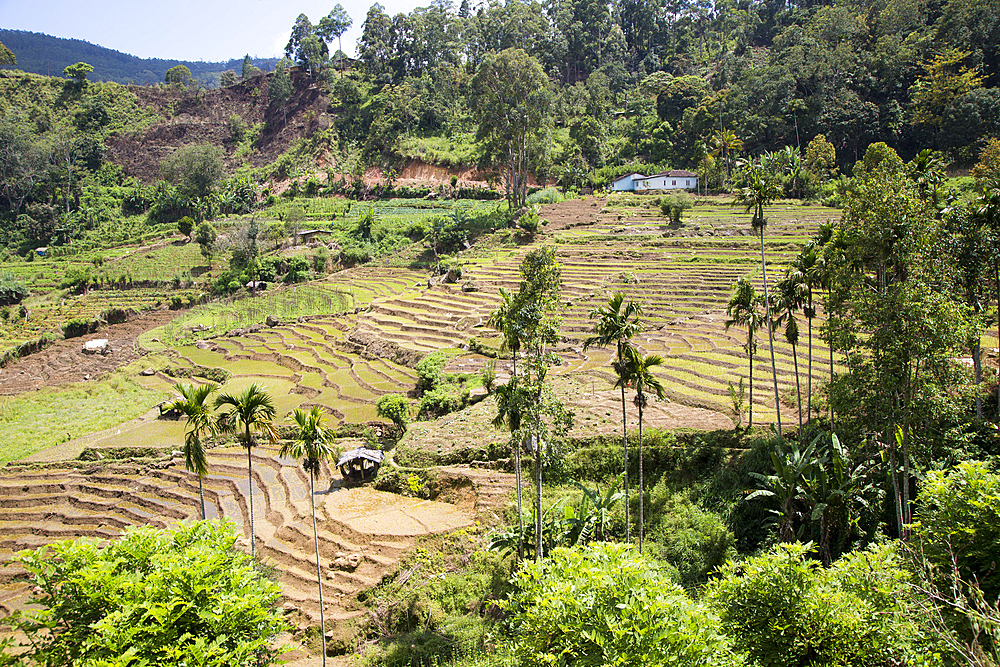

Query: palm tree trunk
left=310, top=472, right=328, bottom=667
left=888, top=429, right=904, bottom=538
left=807, top=309, right=813, bottom=423
left=247, top=444, right=256, bottom=559
left=792, top=341, right=802, bottom=441
left=996, top=261, right=999, bottom=418
left=620, top=383, right=630, bottom=543
left=748, top=344, right=754, bottom=429
left=973, top=335, right=983, bottom=419
left=759, top=231, right=783, bottom=441
left=637, top=396, right=644, bottom=555
left=828, top=288, right=835, bottom=430
left=199, top=476, right=206, bottom=521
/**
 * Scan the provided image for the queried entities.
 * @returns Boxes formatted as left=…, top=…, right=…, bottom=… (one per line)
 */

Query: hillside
left=0, top=29, right=278, bottom=85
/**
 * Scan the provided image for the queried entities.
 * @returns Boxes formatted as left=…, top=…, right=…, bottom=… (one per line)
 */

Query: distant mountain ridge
left=0, top=29, right=279, bottom=86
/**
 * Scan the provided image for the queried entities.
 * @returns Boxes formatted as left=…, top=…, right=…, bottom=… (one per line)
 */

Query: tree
left=622, top=348, right=666, bottom=554
left=219, top=70, right=238, bottom=87
left=165, top=382, right=217, bottom=519
left=583, top=291, right=643, bottom=543
left=318, top=4, right=353, bottom=76
left=0, top=41, right=15, bottom=66
left=910, top=48, right=984, bottom=129
left=62, top=62, right=93, bottom=88
left=160, top=144, right=224, bottom=200
left=269, top=59, right=293, bottom=127
left=734, top=161, right=784, bottom=440
left=165, top=64, right=195, bottom=88
left=215, top=384, right=277, bottom=559
left=285, top=14, right=328, bottom=78
left=281, top=406, right=336, bottom=667
left=0, top=112, right=49, bottom=214
left=177, top=215, right=194, bottom=239
left=376, top=393, right=411, bottom=437
left=6, top=522, right=286, bottom=666
left=725, top=277, right=764, bottom=428
left=771, top=275, right=805, bottom=439
left=473, top=48, right=552, bottom=212
left=196, top=221, right=217, bottom=267
left=488, top=286, right=527, bottom=560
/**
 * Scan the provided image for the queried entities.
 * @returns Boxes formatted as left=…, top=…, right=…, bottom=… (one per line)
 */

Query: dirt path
left=0, top=308, right=179, bottom=396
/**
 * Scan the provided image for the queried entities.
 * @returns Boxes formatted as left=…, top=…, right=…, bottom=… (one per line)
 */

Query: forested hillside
left=0, top=30, right=278, bottom=86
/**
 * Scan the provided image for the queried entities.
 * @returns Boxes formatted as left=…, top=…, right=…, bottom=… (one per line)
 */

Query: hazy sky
left=0, top=0, right=425, bottom=62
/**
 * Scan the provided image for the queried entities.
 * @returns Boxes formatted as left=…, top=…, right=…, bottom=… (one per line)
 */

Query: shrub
left=526, top=187, right=563, bottom=205
left=911, top=462, right=1000, bottom=601
left=660, top=192, right=694, bottom=223
left=705, top=542, right=933, bottom=667
left=7, top=521, right=286, bottom=665
left=376, top=394, right=411, bottom=434
left=418, top=383, right=470, bottom=419
left=481, top=358, right=497, bottom=393
left=415, top=350, right=448, bottom=392
left=177, top=215, right=194, bottom=237
left=62, top=318, right=100, bottom=338
left=0, top=271, right=28, bottom=306
left=646, top=490, right=736, bottom=587
left=507, top=543, right=740, bottom=667
left=100, top=307, right=130, bottom=324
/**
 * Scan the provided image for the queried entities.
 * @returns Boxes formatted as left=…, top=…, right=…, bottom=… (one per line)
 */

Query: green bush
left=507, top=543, right=740, bottom=666
left=62, top=318, right=101, bottom=338
left=705, top=542, right=934, bottom=667
left=660, top=192, right=694, bottom=223
left=526, top=187, right=563, bottom=205
left=376, top=394, right=411, bottom=433
left=100, top=307, right=131, bottom=324
left=6, top=521, right=286, bottom=666
left=912, top=462, right=1000, bottom=601
left=646, top=490, right=736, bottom=587
left=418, top=383, right=470, bottom=419
left=415, top=350, right=448, bottom=392
left=0, top=271, right=28, bottom=306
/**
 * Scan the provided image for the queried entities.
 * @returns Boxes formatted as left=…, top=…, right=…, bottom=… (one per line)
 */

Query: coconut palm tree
left=215, top=383, right=277, bottom=559
left=165, top=382, right=217, bottom=520
left=734, top=162, right=784, bottom=441
left=281, top=405, right=337, bottom=667
left=487, top=287, right=526, bottom=560
left=725, top=277, right=764, bottom=428
left=583, top=291, right=644, bottom=543
left=623, top=348, right=666, bottom=554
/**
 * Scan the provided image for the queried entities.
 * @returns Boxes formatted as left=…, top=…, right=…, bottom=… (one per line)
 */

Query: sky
left=0, top=0, right=426, bottom=63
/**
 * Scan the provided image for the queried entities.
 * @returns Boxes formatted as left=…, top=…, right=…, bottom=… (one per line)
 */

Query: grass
left=0, top=371, right=165, bottom=464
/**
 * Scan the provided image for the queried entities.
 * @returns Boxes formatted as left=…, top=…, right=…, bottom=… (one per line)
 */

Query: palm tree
left=725, top=277, right=764, bottom=428
left=972, top=186, right=1000, bottom=418
left=281, top=406, right=337, bottom=667
left=734, top=162, right=784, bottom=441
left=487, top=287, right=526, bottom=560
left=710, top=129, right=743, bottom=176
left=771, top=276, right=805, bottom=440
left=583, top=291, right=643, bottom=543
left=624, top=348, right=666, bottom=554
left=215, top=383, right=277, bottom=559
left=789, top=245, right=822, bottom=421
left=165, top=382, right=217, bottom=520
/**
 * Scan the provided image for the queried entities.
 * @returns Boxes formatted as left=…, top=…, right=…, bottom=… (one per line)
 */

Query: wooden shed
left=337, top=447, right=384, bottom=484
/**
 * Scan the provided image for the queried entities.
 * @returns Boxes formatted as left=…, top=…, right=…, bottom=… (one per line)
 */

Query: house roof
left=646, top=170, right=697, bottom=178
left=337, top=447, right=384, bottom=467
left=612, top=173, right=647, bottom=182
left=296, top=229, right=330, bottom=236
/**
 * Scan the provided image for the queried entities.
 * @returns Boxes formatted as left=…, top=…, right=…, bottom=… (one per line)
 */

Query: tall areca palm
left=583, top=291, right=643, bottom=543
left=789, top=245, right=823, bottom=420
left=725, top=277, right=764, bottom=428
left=165, top=382, right=217, bottom=520
left=771, top=277, right=805, bottom=441
left=624, top=348, right=666, bottom=554
left=735, top=164, right=784, bottom=440
left=281, top=406, right=336, bottom=667
left=487, top=287, right=526, bottom=560
left=972, top=186, right=1000, bottom=418
left=215, top=383, right=277, bottom=559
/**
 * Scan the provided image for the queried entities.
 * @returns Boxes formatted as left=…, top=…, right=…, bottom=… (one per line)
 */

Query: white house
left=610, top=173, right=648, bottom=191
left=635, top=170, right=698, bottom=191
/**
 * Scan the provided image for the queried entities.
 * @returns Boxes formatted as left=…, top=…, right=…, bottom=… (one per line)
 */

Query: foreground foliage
left=2, top=521, right=286, bottom=666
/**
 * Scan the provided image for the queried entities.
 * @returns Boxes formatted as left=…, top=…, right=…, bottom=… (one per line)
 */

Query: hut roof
left=337, top=447, right=384, bottom=467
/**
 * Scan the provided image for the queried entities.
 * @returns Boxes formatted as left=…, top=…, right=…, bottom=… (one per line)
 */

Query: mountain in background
left=0, top=29, right=279, bottom=86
